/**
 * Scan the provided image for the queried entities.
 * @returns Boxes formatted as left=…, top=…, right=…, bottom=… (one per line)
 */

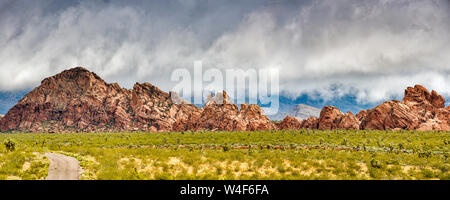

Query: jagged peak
left=320, top=106, right=344, bottom=116
left=65, top=66, right=90, bottom=73
left=402, top=84, right=445, bottom=108
left=41, top=66, right=106, bottom=85
left=133, top=82, right=164, bottom=93
left=205, top=90, right=233, bottom=105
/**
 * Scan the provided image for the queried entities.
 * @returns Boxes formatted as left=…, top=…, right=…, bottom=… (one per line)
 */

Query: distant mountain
left=277, top=93, right=378, bottom=116
left=268, top=104, right=320, bottom=121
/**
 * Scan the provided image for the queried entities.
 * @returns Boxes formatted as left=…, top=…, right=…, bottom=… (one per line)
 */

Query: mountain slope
left=0, top=67, right=271, bottom=132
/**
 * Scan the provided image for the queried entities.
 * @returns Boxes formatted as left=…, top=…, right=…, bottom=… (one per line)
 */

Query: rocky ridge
left=0, top=67, right=448, bottom=132
left=276, top=85, right=450, bottom=131
left=0, top=67, right=272, bottom=132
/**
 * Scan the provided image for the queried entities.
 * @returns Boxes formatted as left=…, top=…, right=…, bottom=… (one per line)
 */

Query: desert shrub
left=4, top=138, right=17, bottom=152
left=222, top=144, right=231, bottom=152
left=0, top=130, right=449, bottom=180
left=341, top=138, right=348, bottom=146
left=418, top=150, right=432, bottom=159
left=398, top=143, right=404, bottom=150
left=421, top=169, right=435, bottom=179
left=370, top=158, right=383, bottom=169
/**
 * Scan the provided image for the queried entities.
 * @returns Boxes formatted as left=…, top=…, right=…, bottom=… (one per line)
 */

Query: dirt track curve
left=45, top=153, right=82, bottom=180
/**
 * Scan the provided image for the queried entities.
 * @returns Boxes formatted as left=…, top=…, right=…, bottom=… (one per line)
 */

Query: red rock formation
left=356, top=110, right=367, bottom=121
left=0, top=67, right=271, bottom=133
left=338, top=112, right=360, bottom=130
left=300, top=117, right=319, bottom=130
left=316, top=106, right=360, bottom=130
left=360, top=100, right=418, bottom=130
left=402, top=85, right=445, bottom=109
left=277, top=116, right=302, bottom=130
left=175, top=91, right=273, bottom=131
left=238, top=103, right=274, bottom=131
left=277, top=84, right=449, bottom=131
left=317, top=106, right=344, bottom=130
left=360, top=85, right=449, bottom=130
left=0, top=68, right=448, bottom=132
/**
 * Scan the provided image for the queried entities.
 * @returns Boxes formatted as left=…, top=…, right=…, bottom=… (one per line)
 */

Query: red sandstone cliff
left=0, top=67, right=448, bottom=132
left=0, top=67, right=271, bottom=132
left=278, top=85, right=449, bottom=131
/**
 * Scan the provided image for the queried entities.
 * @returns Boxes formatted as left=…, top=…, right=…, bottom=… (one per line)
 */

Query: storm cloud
left=0, top=0, right=449, bottom=104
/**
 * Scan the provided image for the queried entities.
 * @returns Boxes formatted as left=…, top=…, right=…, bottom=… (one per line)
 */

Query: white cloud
left=0, top=0, right=449, bottom=104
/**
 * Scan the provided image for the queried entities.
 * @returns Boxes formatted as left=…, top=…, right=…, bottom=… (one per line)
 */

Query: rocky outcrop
left=402, top=85, right=445, bottom=109
left=278, top=85, right=449, bottom=131
left=276, top=116, right=302, bottom=130
left=316, top=106, right=359, bottom=130
left=300, top=117, right=319, bottom=130
left=360, top=85, right=449, bottom=130
left=359, top=100, right=419, bottom=130
left=339, top=112, right=360, bottom=130
left=317, top=106, right=344, bottom=130
left=0, top=67, right=270, bottom=133
left=356, top=110, right=367, bottom=121
left=0, top=67, right=448, bottom=132
left=174, top=91, right=273, bottom=131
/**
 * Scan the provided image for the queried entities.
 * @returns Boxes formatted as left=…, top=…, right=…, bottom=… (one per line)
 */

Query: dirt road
left=45, top=153, right=82, bottom=180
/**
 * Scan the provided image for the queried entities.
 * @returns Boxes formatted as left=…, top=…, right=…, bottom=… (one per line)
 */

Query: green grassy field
left=0, top=130, right=449, bottom=180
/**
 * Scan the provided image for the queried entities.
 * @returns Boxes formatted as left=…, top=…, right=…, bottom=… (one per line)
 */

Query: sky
left=0, top=0, right=450, bottom=113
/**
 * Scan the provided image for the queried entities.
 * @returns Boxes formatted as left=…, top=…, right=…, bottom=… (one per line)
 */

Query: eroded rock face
left=300, top=117, right=319, bottom=130
left=317, top=106, right=344, bottom=130
left=360, top=100, right=418, bottom=130
left=402, top=85, right=445, bottom=109
left=360, top=85, right=449, bottom=130
left=175, top=91, right=273, bottom=131
left=339, top=112, right=360, bottom=130
left=276, top=116, right=302, bottom=130
left=356, top=110, right=367, bottom=121
left=1, top=68, right=448, bottom=132
left=0, top=67, right=270, bottom=132
left=316, top=107, right=360, bottom=130
left=276, top=85, right=449, bottom=131
left=238, top=103, right=274, bottom=131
